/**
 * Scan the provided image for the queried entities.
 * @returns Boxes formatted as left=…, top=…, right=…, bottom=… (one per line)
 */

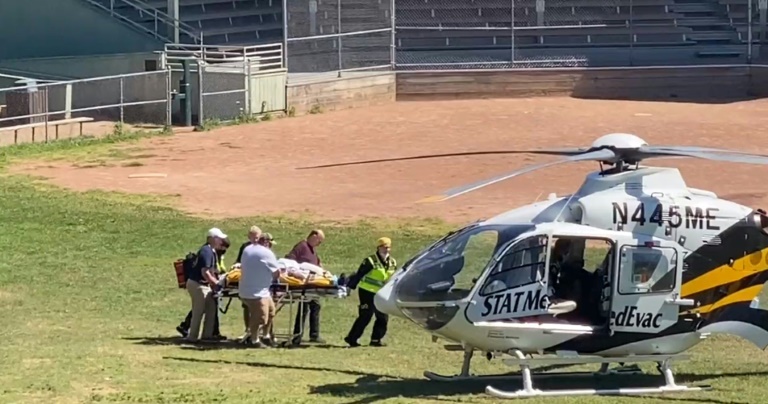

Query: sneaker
left=309, top=336, right=326, bottom=344
left=262, top=338, right=275, bottom=348
left=370, top=340, right=387, bottom=347
left=344, top=337, right=361, bottom=348
left=176, top=326, right=188, bottom=338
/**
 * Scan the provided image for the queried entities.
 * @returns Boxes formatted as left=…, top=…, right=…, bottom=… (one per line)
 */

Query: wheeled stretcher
left=215, top=264, right=349, bottom=346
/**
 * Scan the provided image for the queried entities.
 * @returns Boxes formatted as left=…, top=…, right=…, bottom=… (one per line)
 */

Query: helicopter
left=302, top=133, right=768, bottom=398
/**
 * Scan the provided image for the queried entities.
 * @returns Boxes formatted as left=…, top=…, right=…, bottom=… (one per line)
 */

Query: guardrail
left=83, top=0, right=203, bottom=45
left=161, top=42, right=285, bottom=72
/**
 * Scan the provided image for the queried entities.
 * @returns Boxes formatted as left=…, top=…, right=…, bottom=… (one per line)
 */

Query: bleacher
left=720, top=0, right=764, bottom=43
left=395, top=0, right=698, bottom=49
left=96, top=0, right=284, bottom=44
left=286, top=0, right=393, bottom=71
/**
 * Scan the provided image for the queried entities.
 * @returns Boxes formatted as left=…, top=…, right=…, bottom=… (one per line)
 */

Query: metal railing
left=393, top=0, right=768, bottom=69
left=162, top=43, right=284, bottom=72
left=0, top=70, right=171, bottom=145
left=83, top=0, right=203, bottom=45
left=284, top=0, right=396, bottom=78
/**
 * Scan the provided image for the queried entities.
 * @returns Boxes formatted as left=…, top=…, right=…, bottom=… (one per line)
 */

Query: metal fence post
left=198, top=59, right=205, bottom=125
left=165, top=67, right=172, bottom=127
left=748, top=0, right=754, bottom=63
left=391, top=0, right=396, bottom=70
left=510, top=0, right=515, bottom=64
left=337, top=0, right=343, bottom=77
left=282, top=0, right=289, bottom=72
left=245, top=57, right=251, bottom=116
left=119, top=76, right=125, bottom=123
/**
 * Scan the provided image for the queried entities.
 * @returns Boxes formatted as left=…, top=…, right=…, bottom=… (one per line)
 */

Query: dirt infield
left=11, top=96, right=768, bottom=224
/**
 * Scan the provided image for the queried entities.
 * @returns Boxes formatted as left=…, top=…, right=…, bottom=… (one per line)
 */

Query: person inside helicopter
left=547, top=238, right=605, bottom=325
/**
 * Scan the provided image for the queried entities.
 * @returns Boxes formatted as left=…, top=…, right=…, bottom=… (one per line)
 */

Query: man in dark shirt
left=185, top=227, right=227, bottom=342
left=177, top=237, right=230, bottom=339
left=286, top=229, right=325, bottom=345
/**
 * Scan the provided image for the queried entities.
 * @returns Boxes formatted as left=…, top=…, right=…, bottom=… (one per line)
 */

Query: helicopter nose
left=374, top=276, right=406, bottom=319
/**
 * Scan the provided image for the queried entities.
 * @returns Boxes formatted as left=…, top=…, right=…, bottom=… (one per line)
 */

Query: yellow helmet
left=377, top=237, right=392, bottom=248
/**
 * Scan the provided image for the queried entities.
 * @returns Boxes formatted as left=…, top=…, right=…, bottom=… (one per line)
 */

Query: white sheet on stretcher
left=277, top=258, right=334, bottom=282
left=220, top=285, right=349, bottom=299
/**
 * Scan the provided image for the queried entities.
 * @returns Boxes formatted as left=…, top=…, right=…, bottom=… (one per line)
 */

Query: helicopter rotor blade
left=295, top=147, right=589, bottom=170
left=638, top=147, right=768, bottom=165
left=418, top=148, right=617, bottom=203
left=644, top=145, right=768, bottom=158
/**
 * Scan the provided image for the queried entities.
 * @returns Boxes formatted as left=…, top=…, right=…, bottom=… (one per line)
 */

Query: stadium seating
left=394, top=0, right=701, bottom=49
left=285, top=0, right=393, bottom=71
left=95, top=0, right=284, bottom=44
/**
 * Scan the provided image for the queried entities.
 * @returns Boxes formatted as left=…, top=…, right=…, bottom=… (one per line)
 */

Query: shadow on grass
left=123, top=336, right=349, bottom=351
left=311, top=371, right=766, bottom=404
left=163, top=355, right=766, bottom=404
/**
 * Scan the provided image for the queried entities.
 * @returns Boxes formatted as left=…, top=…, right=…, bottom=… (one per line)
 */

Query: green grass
left=2, top=140, right=768, bottom=403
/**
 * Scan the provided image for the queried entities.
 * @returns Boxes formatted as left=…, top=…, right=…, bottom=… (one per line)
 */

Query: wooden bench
left=0, top=117, right=94, bottom=144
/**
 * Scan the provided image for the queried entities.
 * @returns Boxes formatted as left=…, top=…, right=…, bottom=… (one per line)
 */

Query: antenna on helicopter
left=298, top=133, right=768, bottom=202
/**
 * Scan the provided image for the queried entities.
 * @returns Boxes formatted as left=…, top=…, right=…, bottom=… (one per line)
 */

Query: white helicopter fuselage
left=376, top=165, right=768, bottom=357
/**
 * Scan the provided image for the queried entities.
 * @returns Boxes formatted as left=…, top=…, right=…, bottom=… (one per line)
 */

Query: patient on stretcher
left=219, top=258, right=341, bottom=290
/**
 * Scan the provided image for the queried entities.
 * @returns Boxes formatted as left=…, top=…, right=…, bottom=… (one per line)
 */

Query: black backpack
left=182, top=251, right=198, bottom=278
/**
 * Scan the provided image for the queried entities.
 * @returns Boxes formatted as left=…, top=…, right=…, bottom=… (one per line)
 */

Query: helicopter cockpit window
left=394, top=224, right=534, bottom=304
left=618, top=246, right=677, bottom=295
left=480, top=236, right=548, bottom=296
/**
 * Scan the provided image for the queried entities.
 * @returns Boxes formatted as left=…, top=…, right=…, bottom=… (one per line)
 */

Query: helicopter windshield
left=394, top=223, right=536, bottom=304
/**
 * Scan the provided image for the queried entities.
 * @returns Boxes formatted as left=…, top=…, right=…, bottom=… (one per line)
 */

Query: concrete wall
left=396, top=66, right=761, bottom=103
left=286, top=72, right=396, bottom=115
left=0, top=0, right=163, bottom=60
left=749, top=65, right=768, bottom=97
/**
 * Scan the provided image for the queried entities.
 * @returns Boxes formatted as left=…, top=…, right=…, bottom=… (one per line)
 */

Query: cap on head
left=260, top=232, right=277, bottom=244
left=377, top=237, right=392, bottom=248
left=207, top=227, right=228, bottom=239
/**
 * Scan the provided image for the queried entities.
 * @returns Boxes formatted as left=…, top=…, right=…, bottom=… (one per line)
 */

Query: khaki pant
left=186, top=279, right=217, bottom=341
left=243, top=296, right=276, bottom=342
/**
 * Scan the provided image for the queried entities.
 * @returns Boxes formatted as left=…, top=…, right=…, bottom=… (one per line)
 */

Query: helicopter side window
left=480, top=236, right=548, bottom=296
left=618, top=246, right=677, bottom=295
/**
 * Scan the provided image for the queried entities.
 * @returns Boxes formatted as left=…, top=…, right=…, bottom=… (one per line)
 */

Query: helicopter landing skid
left=484, top=350, right=711, bottom=399
left=423, top=349, right=644, bottom=382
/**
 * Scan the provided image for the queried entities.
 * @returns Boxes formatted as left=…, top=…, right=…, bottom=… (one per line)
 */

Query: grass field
left=3, top=133, right=768, bottom=404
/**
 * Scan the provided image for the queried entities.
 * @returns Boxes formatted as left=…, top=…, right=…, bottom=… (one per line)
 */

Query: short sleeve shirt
left=239, top=244, right=280, bottom=299
left=189, top=244, right=217, bottom=283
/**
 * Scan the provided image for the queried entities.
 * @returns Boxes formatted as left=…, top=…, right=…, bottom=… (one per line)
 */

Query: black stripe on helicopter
left=612, top=202, right=720, bottom=230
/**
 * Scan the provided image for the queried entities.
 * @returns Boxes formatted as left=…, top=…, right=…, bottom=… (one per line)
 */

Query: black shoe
left=176, top=326, right=188, bottom=338
left=370, top=340, right=386, bottom=347
left=344, top=337, right=361, bottom=347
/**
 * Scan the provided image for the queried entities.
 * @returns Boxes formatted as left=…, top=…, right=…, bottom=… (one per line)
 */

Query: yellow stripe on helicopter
left=681, top=284, right=764, bottom=315
left=681, top=247, right=768, bottom=299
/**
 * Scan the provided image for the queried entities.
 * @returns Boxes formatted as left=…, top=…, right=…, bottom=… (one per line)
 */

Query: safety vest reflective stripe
left=359, top=254, right=397, bottom=293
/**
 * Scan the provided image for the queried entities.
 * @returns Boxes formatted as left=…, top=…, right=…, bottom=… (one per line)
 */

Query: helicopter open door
left=609, top=235, right=684, bottom=334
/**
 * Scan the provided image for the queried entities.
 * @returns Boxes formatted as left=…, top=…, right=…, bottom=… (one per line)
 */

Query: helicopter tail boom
left=696, top=302, right=768, bottom=350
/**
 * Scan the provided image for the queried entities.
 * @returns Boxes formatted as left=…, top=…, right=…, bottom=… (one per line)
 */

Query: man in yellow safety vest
left=343, top=237, right=397, bottom=347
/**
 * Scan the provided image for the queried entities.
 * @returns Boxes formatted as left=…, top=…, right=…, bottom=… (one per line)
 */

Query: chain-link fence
left=285, top=0, right=395, bottom=75
left=394, top=0, right=768, bottom=69
left=0, top=70, right=171, bottom=146
left=199, top=62, right=249, bottom=123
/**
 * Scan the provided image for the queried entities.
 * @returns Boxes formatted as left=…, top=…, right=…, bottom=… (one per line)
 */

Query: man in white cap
left=185, top=227, right=228, bottom=342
